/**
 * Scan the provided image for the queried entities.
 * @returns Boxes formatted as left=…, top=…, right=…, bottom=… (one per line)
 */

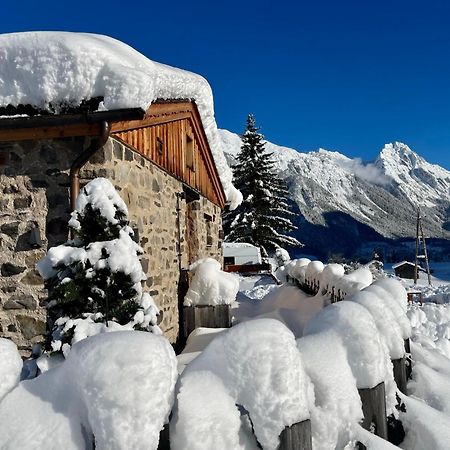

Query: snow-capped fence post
left=357, top=382, right=388, bottom=443
left=278, top=420, right=312, bottom=450
left=183, top=304, right=232, bottom=339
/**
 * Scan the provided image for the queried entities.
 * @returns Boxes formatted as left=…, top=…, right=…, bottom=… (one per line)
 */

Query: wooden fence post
left=358, top=381, right=388, bottom=446
left=278, top=420, right=312, bottom=450
left=158, top=423, right=170, bottom=450
left=404, top=338, right=412, bottom=380
left=392, top=357, right=407, bottom=394
left=183, top=304, right=231, bottom=339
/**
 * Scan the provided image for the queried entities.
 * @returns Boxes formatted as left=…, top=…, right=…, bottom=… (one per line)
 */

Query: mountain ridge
left=219, top=129, right=450, bottom=260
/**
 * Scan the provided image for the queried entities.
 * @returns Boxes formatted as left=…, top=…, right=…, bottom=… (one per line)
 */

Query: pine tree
left=224, top=114, right=301, bottom=256
left=38, top=178, right=160, bottom=351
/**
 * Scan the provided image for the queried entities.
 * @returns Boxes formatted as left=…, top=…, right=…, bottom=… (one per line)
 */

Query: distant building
left=223, top=242, right=262, bottom=268
left=392, top=261, right=418, bottom=280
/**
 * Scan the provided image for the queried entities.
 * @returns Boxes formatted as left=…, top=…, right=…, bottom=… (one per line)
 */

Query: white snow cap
left=304, top=301, right=387, bottom=389
left=0, top=31, right=241, bottom=209
left=184, top=258, right=239, bottom=306
left=0, top=339, right=22, bottom=402
left=172, top=319, right=313, bottom=450
left=68, top=177, right=128, bottom=230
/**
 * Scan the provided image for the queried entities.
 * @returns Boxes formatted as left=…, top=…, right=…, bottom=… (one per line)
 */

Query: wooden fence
left=173, top=291, right=411, bottom=449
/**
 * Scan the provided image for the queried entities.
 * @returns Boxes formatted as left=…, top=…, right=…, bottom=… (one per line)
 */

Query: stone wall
left=82, top=137, right=223, bottom=343
left=0, top=137, right=87, bottom=355
left=0, top=134, right=223, bottom=353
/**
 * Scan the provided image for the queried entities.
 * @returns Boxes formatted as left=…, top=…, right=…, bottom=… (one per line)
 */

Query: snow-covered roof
left=0, top=31, right=241, bottom=209
left=392, top=261, right=415, bottom=269
left=222, top=242, right=259, bottom=249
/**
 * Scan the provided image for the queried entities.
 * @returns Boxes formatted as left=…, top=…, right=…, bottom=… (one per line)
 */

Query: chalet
left=0, top=32, right=240, bottom=353
left=392, top=261, right=418, bottom=280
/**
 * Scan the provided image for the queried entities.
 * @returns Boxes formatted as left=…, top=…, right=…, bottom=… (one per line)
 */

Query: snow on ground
left=0, top=332, right=177, bottom=450
left=0, top=32, right=241, bottom=209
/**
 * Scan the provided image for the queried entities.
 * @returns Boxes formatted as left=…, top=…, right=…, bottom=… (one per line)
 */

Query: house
left=223, top=242, right=262, bottom=268
left=392, top=261, right=418, bottom=280
left=0, top=32, right=240, bottom=353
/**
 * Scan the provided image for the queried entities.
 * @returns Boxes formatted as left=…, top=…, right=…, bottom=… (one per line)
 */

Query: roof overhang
left=0, top=108, right=145, bottom=141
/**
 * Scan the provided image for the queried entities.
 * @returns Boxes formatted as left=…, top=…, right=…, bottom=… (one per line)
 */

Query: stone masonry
left=0, top=135, right=223, bottom=355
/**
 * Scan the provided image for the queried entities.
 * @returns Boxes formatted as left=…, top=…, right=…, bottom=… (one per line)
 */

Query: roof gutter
left=70, top=120, right=111, bottom=211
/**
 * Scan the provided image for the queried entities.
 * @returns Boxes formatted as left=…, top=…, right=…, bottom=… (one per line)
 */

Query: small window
left=205, top=214, right=213, bottom=248
left=186, top=133, right=195, bottom=171
left=156, top=137, right=164, bottom=156
left=224, top=256, right=235, bottom=266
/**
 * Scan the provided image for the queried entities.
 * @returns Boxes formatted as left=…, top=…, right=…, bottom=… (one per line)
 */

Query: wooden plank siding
left=112, top=102, right=226, bottom=208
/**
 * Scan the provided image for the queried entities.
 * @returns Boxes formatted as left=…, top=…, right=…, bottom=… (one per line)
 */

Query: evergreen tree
left=38, top=178, right=159, bottom=351
left=224, top=114, right=301, bottom=256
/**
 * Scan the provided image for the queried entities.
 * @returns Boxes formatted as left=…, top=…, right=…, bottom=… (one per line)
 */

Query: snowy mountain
left=219, top=129, right=450, bottom=259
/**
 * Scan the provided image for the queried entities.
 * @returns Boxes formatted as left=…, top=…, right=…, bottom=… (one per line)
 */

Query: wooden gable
left=111, top=101, right=226, bottom=208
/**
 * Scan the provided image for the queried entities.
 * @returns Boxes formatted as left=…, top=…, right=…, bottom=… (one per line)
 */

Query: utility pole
left=414, top=207, right=432, bottom=286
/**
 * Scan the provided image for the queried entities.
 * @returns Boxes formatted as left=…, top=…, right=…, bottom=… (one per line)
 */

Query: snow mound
left=171, top=371, right=256, bottom=450
left=304, top=301, right=387, bottom=389
left=365, top=280, right=411, bottom=340
left=297, top=330, right=363, bottom=449
left=288, top=258, right=311, bottom=280
left=305, top=260, right=324, bottom=281
left=0, top=32, right=241, bottom=208
left=0, top=339, right=22, bottom=402
left=184, top=258, right=239, bottom=306
left=172, top=319, right=313, bottom=450
left=349, top=290, right=405, bottom=360
left=0, top=331, right=177, bottom=450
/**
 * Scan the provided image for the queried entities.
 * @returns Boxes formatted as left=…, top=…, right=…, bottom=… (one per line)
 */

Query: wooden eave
left=0, top=100, right=227, bottom=208
left=0, top=108, right=145, bottom=141
left=111, top=101, right=227, bottom=208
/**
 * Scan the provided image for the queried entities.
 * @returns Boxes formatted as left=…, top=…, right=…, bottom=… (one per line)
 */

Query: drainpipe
left=69, top=121, right=111, bottom=210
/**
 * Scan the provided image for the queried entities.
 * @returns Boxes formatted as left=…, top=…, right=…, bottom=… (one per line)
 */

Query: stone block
left=21, top=270, right=43, bottom=286
left=13, top=196, right=32, bottom=209
left=0, top=222, right=20, bottom=238
left=16, top=315, right=46, bottom=340
left=1, top=262, right=26, bottom=276
left=4, top=295, right=36, bottom=310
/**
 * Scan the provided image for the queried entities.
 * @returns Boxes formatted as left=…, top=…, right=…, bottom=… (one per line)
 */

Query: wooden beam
left=0, top=123, right=102, bottom=142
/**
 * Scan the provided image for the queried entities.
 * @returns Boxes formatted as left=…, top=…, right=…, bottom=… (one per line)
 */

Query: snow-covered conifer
left=38, top=178, right=160, bottom=353
left=224, top=114, right=301, bottom=255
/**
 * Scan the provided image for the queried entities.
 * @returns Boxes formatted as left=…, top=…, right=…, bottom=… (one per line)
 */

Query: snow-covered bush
left=171, top=319, right=313, bottom=450
left=0, top=339, right=22, bottom=402
left=184, top=258, right=239, bottom=306
left=37, top=178, right=160, bottom=353
left=0, top=331, right=177, bottom=450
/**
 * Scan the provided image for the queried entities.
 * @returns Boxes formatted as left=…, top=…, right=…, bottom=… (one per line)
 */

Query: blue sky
left=3, top=0, right=450, bottom=168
